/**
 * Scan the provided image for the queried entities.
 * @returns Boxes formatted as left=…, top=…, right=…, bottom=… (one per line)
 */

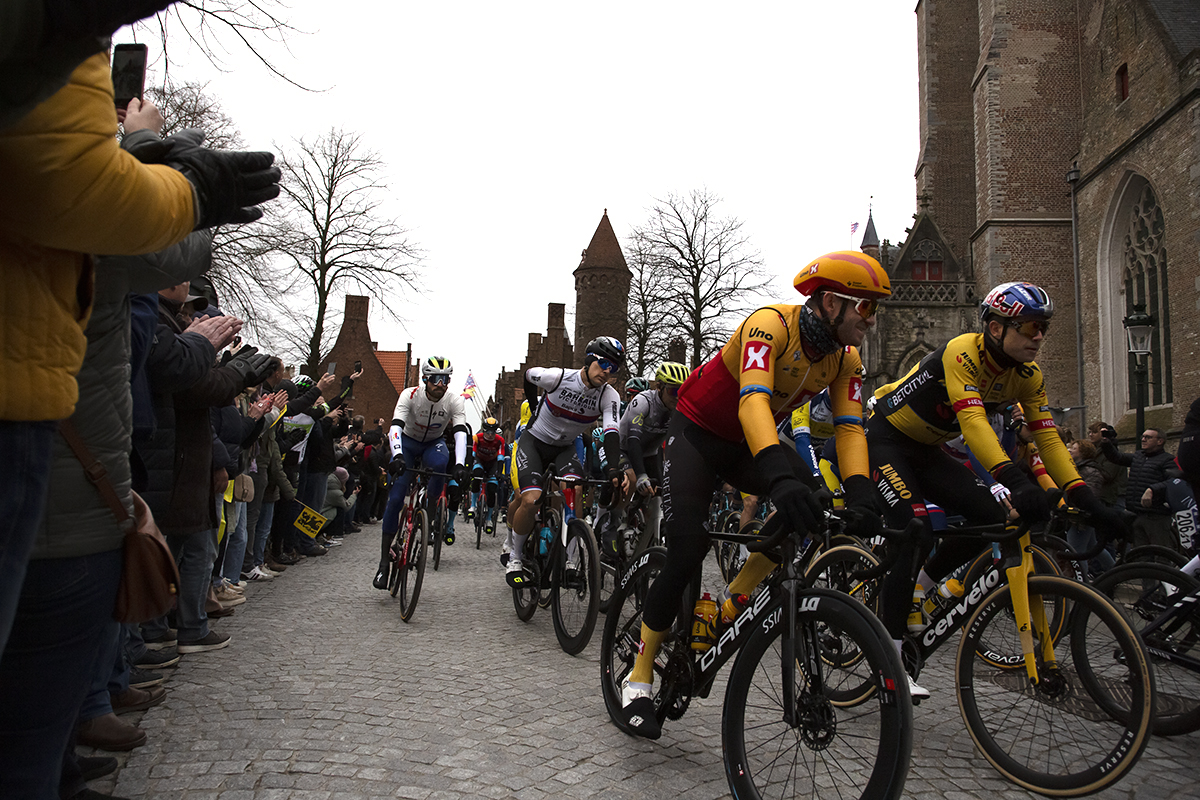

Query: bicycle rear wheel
left=956, top=575, right=1154, bottom=796
left=475, top=496, right=484, bottom=549
left=1092, top=562, right=1200, bottom=736
left=552, top=519, right=601, bottom=655
left=600, top=547, right=670, bottom=736
left=431, top=497, right=446, bottom=571
left=398, top=509, right=428, bottom=622
left=512, top=535, right=541, bottom=622
left=722, top=588, right=912, bottom=800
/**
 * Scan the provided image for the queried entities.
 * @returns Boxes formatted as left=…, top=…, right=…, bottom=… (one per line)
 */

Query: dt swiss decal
left=742, top=342, right=771, bottom=372
left=849, top=377, right=863, bottom=403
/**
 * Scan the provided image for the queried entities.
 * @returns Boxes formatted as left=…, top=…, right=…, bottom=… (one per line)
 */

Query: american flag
left=850, top=222, right=860, bottom=235
left=460, top=372, right=477, bottom=399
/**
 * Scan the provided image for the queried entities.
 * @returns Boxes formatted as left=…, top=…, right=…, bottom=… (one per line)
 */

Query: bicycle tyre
left=512, top=534, right=540, bottom=622
left=475, top=497, right=484, bottom=550
left=432, top=497, right=446, bottom=572
left=552, top=519, right=601, bottom=655
left=956, top=575, right=1154, bottom=796
left=722, top=588, right=912, bottom=800
left=601, top=547, right=670, bottom=735
left=804, top=544, right=883, bottom=613
left=398, top=509, right=428, bottom=622
left=1091, top=562, right=1200, bottom=736
left=1122, top=544, right=1188, bottom=569
left=960, top=545, right=1066, bottom=670
left=387, top=510, right=406, bottom=599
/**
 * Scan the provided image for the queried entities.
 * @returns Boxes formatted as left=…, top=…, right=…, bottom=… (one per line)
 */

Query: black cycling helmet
left=584, top=336, right=625, bottom=369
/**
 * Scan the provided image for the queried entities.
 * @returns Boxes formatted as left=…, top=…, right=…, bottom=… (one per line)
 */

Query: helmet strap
left=983, top=319, right=1022, bottom=369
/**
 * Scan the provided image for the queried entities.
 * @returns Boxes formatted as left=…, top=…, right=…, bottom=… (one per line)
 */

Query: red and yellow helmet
left=793, top=251, right=891, bottom=300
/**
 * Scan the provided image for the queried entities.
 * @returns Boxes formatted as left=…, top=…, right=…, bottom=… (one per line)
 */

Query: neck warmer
left=797, top=305, right=842, bottom=360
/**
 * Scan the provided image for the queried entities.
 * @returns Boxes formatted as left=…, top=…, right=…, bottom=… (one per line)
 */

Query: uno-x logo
left=742, top=342, right=771, bottom=372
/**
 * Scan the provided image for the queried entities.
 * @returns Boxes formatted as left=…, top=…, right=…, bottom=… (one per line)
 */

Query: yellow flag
left=294, top=503, right=328, bottom=539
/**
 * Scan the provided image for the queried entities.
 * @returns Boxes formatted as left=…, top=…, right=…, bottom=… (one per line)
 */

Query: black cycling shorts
left=511, top=433, right=582, bottom=495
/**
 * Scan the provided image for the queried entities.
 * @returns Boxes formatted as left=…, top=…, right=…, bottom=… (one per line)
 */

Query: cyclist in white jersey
left=505, top=337, right=625, bottom=586
left=373, top=357, right=470, bottom=589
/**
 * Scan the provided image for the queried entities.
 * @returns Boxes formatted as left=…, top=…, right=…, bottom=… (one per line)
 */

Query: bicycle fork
left=1005, top=531, right=1057, bottom=685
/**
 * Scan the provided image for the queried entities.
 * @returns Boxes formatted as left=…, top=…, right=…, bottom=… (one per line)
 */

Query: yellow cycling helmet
left=793, top=251, right=891, bottom=300
left=655, top=361, right=690, bottom=386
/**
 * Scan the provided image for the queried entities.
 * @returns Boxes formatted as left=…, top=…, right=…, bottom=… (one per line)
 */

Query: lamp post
left=1123, top=304, right=1155, bottom=450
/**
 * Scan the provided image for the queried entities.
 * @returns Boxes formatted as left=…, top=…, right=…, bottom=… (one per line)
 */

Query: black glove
left=841, top=474, right=884, bottom=540
left=605, top=465, right=623, bottom=486
left=452, top=463, right=469, bottom=486
left=1066, top=484, right=1131, bottom=544
left=993, top=462, right=1051, bottom=523
left=388, top=453, right=406, bottom=477
left=754, top=445, right=824, bottom=537
left=159, top=130, right=281, bottom=229
left=226, top=346, right=278, bottom=389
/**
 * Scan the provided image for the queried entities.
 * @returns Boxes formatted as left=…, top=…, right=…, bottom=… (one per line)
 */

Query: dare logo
left=742, top=341, right=771, bottom=372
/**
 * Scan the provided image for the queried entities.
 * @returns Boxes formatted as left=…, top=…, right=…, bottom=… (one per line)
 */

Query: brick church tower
left=573, top=210, right=631, bottom=365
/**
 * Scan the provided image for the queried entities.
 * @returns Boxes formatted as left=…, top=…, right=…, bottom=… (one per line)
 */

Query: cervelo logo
left=742, top=341, right=771, bottom=372
left=921, top=569, right=1002, bottom=647
left=698, top=589, right=775, bottom=671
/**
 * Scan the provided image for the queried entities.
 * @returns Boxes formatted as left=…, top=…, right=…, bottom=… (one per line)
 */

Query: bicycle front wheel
left=431, top=497, right=446, bottom=571
left=551, top=519, right=601, bottom=655
left=722, top=588, right=912, bottom=800
left=1092, top=562, right=1200, bottom=736
left=956, top=575, right=1154, bottom=796
left=600, top=547, right=669, bottom=736
left=398, top=509, right=429, bottom=622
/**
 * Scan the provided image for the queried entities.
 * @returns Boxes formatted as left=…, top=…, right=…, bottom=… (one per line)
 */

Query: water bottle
left=922, top=577, right=965, bottom=617
left=691, top=593, right=719, bottom=652
left=538, top=526, right=553, bottom=557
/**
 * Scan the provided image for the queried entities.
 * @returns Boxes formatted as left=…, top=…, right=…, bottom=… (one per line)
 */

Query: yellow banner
left=294, top=503, right=328, bottom=539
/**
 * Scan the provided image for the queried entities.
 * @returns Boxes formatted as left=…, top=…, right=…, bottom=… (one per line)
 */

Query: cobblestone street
left=89, top=523, right=1199, bottom=799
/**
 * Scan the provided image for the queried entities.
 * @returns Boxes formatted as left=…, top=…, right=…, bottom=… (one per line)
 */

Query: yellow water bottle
left=691, top=593, right=718, bottom=652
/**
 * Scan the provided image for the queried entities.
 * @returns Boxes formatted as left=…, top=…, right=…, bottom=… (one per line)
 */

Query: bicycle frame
left=1135, top=585, right=1200, bottom=673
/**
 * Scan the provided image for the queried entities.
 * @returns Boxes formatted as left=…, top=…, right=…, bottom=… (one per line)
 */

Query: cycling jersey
left=872, top=332, right=1083, bottom=492
left=675, top=304, right=869, bottom=480
left=791, top=390, right=835, bottom=442
left=473, top=432, right=506, bottom=464
left=389, top=386, right=467, bottom=462
left=619, top=389, right=671, bottom=452
left=525, top=367, right=621, bottom=446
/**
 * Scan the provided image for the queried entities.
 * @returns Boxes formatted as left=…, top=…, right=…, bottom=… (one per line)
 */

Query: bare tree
left=271, top=128, right=422, bottom=376
left=146, top=80, right=242, bottom=148
left=624, top=236, right=672, bottom=379
left=629, top=189, right=771, bottom=368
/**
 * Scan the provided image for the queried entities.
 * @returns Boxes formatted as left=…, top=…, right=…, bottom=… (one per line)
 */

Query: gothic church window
left=1123, top=183, right=1171, bottom=408
left=909, top=239, right=943, bottom=281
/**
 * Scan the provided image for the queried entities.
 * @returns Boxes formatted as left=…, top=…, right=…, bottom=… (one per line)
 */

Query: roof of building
left=860, top=210, right=880, bottom=249
left=376, top=351, right=411, bottom=392
left=1147, top=0, right=1200, bottom=61
left=575, top=209, right=629, bottom=273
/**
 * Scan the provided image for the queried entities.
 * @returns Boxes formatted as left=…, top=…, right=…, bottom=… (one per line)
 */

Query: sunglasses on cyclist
left=1006, top=318, right=1050, bottom=338
left=826, top=291, right=879, bottom=319
left=425, top=375, right=451, bottom=386
left=596, top=358, right=620, bottom=373
left=667, top=385, right=680, bottom=398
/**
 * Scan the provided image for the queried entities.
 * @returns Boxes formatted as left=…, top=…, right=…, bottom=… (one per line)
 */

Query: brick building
left=489, top=211, right=631, bottom=434
left=873, top=0, right=1199, bottom=439
left=320, top=295, right=418, bottom=431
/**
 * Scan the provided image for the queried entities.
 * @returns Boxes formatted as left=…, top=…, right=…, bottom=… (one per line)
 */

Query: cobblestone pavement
left=88, top=522, right=1200, bottom=799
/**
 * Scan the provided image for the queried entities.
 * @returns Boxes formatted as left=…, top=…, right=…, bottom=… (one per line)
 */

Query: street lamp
left=1123, top=304, right=1155, bottom=450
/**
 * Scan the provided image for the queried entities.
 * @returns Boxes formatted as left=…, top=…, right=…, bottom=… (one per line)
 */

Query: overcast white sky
left=121, top=1, right=920, bottom=429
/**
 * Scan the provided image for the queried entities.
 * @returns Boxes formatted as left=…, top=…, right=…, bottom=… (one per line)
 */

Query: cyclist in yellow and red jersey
left=868, top=281, right=1127, bottom=699
left=470, top=417, right=507, bottom=535
left=616, top=251, right=890, bottom=739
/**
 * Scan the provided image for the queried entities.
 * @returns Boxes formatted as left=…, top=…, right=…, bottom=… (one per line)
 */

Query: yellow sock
left=629, top=623, right=668, bottom=686
left=722, top=553, right=780, bottom=623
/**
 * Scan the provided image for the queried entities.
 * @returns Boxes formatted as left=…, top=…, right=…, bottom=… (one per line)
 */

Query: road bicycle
left=472, top=479, right=500, bottom=550
left=430, top=481, right=449, bottom=572
left=385, top=468, right=449, bottom=622
left=509, top=466, right=603, bottom=655
left=601, top=511, right=914, bottom=800
left=1092, top=560, right=1200, bottom=735
left=845, top=510, right=1156, bottom=797
left=597, top=485, right=664, bottom=614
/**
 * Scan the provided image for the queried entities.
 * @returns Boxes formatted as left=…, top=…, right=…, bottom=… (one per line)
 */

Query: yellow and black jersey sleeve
left=1014, top=366, right=1084, bottom=492
left=734, top=307, right=790, bottom=455
left=828, top=347, right=869, bottom=480
left=940, top=343, right=1012, bottom=474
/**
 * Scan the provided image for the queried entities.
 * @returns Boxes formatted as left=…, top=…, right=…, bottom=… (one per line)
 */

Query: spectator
left=1087, top=420, right=1127, bottom=508
left=320, top=467, right=357, bottom=541
left=1099, top=427, right=1177, bottom=551
left=1066, top=439, right=1116, bottom=578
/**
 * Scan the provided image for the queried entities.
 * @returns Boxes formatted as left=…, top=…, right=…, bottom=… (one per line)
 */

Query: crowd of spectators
left=0, top=7, right=391, bottom=798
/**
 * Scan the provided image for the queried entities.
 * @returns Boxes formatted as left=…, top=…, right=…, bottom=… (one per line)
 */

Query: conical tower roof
left=575, top=209, right=629, bottom=274
left=860, top=209, right=880, bottom=249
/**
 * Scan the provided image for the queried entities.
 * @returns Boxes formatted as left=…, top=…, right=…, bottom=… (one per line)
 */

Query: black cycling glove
left=388, top=453, right=406, bottom=477
left=226, top=347, right=279, bottom=389
left=452, top=463, right=470, bottom=486
left=754, top=445, right=823, bottom=537
left=841, top=474, right=884, bottom=540
left=1066, top=483, right=1131, bottom=544
left=157, top=130, right=281, bottom=229
left=993, top=462, right=1051, bottom=523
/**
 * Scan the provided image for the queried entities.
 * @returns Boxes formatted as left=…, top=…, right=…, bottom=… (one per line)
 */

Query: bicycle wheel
left=960, top=546, right=1066, bottom=670
left=723, top=588, right=912, bottom=800
left=1122, top=544, right=1188, bottom=569
left=1092, top=562, right=1200, bottom=736
left=956, top=575, right=1154, bottom=796
left=538, top=509, right=561, bottom=610
left=475, top=497, right=484, bottom=550
left=387, top=509, right=406, bottom=598
left=512, top=535, right=541, bottom=622
left=804, top=544, right=882, bottom=613
left=431, top=497, right=446, bottom=572
left=601, top=547, right=670, bottom=735
left=552, top=519, right=601, bottom=655
left=716, top=512, right=746, bottom=583
left=398, top=509, right=428, bottom=622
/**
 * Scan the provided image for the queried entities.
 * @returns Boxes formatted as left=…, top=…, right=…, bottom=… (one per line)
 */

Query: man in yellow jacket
left=0, top=43, right=281, bottom=667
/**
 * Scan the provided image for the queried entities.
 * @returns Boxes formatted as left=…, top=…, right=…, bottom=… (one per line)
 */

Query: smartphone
left=326, top=362, right=337, bottom=375
left=111, top=44, right=148, bottom=110
left=353, top=360, right=362, bottom=373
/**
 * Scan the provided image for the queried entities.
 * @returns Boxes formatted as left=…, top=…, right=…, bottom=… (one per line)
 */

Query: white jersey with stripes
left=525, top=367, right=621, bottom=446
